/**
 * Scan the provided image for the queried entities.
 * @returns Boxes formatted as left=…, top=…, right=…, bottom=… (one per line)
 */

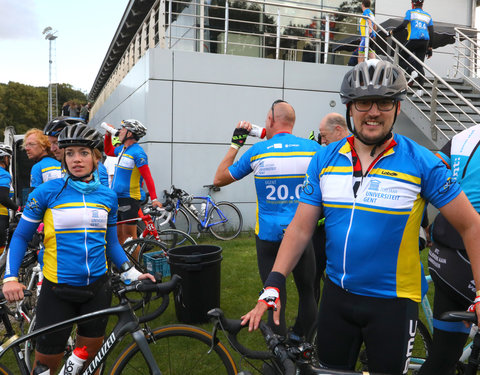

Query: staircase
left=401, top=77, right=480, bottom=149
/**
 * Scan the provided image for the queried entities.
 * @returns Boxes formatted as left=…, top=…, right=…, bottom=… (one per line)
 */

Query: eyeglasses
left=271, top=99, right=287, bottom=122
left=353, top=99, right=396, bottom=112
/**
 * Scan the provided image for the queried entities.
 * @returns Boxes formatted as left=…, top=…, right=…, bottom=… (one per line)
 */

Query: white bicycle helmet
left=0, top=144, right=13, bottom=158
left=121, top=119, right=147, bottom=140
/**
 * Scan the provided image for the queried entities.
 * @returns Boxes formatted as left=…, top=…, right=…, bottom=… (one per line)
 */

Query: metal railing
left=370, top=21, right=480, bottom=141
left=91, top=0, right=377, bottom=115
left=452, top=27, right=480, bottom=91
left=90, top=0, right=480, bottom=143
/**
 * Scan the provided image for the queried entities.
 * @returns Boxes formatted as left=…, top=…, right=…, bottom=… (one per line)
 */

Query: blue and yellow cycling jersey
left=404, top=8, right=433, bottom=41
left=229, top=133, right=322, bottom=242
left=97, top=161, right=109, bottom=187
left=0, top=168, right=12, bottom=216
left=111, top=143, right=147, bottom=200
left=30, top=156, right=62, bottom=188
left=437, top=124, right=480, bottom=212
left=300, top=134, right=461, bottom=302
left=359, top=8, right=376, bottom=37
left=7, top=178, right=120, bottom=285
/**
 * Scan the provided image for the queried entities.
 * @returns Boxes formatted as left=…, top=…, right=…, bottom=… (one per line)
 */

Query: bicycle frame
left=176, top=196, right=227, bottom=230
left=0, top=276, right=179, bottom=375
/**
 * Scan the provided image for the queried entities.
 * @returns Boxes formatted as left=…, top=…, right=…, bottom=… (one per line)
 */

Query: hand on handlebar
left=151, top=200, right=163, bottom=209
left=241, top=288, right=282, bottom=332
left=2, top=280, right=26, bottom=303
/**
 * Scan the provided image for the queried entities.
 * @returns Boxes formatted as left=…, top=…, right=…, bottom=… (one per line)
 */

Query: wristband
left=264, top=271, right=286, bottom=290
left=476, top=290, right=480, bottom=297
left=3, top=277, right=18, bottom=283
left=467, top=296, right=480, bottom=312
left=152, top=198, right=158, bottom=202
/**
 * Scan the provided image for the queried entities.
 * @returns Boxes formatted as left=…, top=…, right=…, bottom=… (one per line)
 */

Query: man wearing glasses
left=214, top=100, right=322, bottom=341
left=242, top=59, right=480, bottom=374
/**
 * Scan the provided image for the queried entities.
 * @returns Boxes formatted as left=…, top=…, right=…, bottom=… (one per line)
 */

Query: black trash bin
left=167, top=245, right=222, bottom=324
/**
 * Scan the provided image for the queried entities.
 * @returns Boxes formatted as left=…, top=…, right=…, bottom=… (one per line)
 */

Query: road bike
left=118, top=203, right=197, bottom=274
left=165, top=184, right=243, bottom=241
left=207, top=308, right=389, bottom=375
left=0, top=274, right=239, bottom=374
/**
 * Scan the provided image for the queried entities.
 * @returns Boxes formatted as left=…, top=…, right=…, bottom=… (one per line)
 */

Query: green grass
left=0, top=233, right=434, bottom=374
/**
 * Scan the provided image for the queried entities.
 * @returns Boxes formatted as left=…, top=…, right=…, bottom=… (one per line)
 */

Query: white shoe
left=414, top=89, right=424, bottom=98
left=407, top=71, right=418, bottom=86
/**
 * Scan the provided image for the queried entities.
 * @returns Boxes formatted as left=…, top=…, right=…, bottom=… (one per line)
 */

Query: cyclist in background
left=2, top=124, right=154, bottom=373
left=241, top=60, right=480, bottom=374
left=23, top=128, right=61, bottom=189
left=214, top=101, right=321, bottom=340
left=389, top=0, right=433, bottom=97
left=0, top=145, right=18, bottom=267
left=418, top=125, right=480, bottom=375
left=44, top=116, right=109, bottom=187
left=103, top=119, right=162, bottom=245
left=357, top=0, right=376, bottom=63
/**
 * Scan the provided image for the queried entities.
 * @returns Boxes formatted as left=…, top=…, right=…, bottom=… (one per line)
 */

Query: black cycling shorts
left=316, top=277, right=418, bottom=374
left=34, top=275, right=112, bottom=354
left=428, top=244, right=474, bottom=304
left=117, top=197, right=141, bottom=225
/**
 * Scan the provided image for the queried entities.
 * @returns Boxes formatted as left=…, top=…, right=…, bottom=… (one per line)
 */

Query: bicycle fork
left=131, top=329, right=162, bottom=375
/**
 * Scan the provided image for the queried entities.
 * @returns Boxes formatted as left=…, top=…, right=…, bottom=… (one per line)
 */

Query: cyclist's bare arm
left=213, top=147, right=237, bottom=187
left=439, top=191, right=480, bottom=320
left=241, top=202, right=321, bottom=331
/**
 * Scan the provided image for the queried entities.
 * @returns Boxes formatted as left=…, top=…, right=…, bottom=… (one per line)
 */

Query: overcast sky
left=0, top=0, right=129, bottom=94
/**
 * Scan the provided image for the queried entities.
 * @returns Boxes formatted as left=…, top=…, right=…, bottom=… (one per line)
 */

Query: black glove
left=231, top=128, right=249, bottom=149
left=426, top=47, right=433, bottom=58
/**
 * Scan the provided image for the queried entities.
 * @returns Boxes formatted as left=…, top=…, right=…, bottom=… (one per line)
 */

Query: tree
left=0, top=81, right=87, bottom=140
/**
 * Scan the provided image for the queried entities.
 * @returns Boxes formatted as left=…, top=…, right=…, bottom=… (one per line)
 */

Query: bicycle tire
left=0, top=363, right=14, bottom=375
left=208, top=202, right=243, bottom=240
left=108, top=324, right=237, bottom=375
left=122, top=239, right=168, bottom=273
left=157, top=229, right=197, bottom=249
left=173, top=207, right=191, bottom=237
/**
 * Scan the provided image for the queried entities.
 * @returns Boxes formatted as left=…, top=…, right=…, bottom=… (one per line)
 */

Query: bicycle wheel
left=122, top=239, right=168, bottom=273
left=108, top=324, right=237, bottom=375
left=157, top=229, right=197, bottom=249
left=172, top=207, right=191, bottom=236
left=0, top=363, right=14, bottom=375
left=208, top=202, right=243, bottom=240
left=409, top=320, right=432, bottom=373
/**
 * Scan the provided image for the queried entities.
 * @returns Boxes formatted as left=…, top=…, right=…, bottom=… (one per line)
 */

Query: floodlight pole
left=43, top=27, right=58, bottom=122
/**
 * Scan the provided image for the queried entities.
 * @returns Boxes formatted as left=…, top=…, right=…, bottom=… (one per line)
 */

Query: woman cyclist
left=2, top=123, right=153, bottom=373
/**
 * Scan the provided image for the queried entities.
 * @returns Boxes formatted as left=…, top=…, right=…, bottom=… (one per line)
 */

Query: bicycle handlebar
left=0, top=290, right=32, bottom=303
left=113, top=274, right=181, bottom=323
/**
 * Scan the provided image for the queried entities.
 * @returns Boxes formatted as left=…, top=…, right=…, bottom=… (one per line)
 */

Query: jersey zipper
left=82, top=193, right=91, bottom=284
left=340, top=151, right=391, bottom=290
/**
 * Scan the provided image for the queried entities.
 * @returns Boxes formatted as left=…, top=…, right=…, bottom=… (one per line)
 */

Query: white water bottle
left=249, top=124, right=266, bottom=139
left=189, top=204, right=199, bottom=215
left=59, top=346, right=88, bottom=375
left=200, top=202, right=206, bottom=217
left=100, top=122, right=118, bottom=136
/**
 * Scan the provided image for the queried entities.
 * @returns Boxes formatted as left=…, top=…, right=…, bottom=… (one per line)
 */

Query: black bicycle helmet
left=121, top=119, right=147, bottom=140
left=340, top=59, right=407, bottom=104
left=58, top=123, right=103, bottom=149
left=0, top=144, right=13, bottom=158
left=44, top=116, right=85, bottom=137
